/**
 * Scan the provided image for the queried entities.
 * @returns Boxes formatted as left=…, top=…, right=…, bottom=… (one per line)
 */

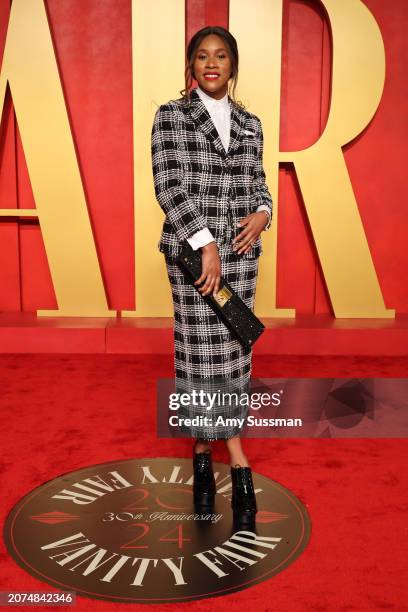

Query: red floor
left=1, top=354, right=407, bottom=610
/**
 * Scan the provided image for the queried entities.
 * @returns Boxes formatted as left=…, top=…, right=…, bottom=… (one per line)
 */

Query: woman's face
left=192, top=34, right=232, bottom=99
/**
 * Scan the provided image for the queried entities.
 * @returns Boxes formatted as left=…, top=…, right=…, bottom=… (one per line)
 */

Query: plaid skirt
left=165, top=231, right=259, bottom=441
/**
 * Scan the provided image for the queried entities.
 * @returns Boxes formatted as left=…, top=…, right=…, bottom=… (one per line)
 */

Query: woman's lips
left=203, top=74, right=220, bottom=80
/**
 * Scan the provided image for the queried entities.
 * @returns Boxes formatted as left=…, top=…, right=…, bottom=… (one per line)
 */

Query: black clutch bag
left=176, top=242, right=265, bottom=349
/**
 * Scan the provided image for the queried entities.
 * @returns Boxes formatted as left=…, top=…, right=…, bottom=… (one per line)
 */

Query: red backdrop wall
left=0, top=0, right=406, bottom=315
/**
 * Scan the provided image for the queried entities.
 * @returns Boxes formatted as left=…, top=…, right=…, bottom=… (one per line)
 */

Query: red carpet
left=1, top=354, right=407, bottom=610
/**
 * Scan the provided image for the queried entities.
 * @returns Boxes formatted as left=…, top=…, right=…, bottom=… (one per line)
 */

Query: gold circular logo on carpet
left=4, top=458, right=311, bottom=603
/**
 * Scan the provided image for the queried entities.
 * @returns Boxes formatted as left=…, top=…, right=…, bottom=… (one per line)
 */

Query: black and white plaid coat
left=151, top=87, right=273, bottom=440
left=151, top=87, right=273, bottom=258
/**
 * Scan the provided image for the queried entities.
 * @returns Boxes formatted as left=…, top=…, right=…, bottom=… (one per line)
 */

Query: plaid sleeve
left=253, top=119, right=273, bottom=230
left=151, top=104, right=208, bottom=241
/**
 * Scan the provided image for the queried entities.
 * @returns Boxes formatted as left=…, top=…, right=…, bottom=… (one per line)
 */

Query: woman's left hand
left=232, top=211, right=269, bottom=254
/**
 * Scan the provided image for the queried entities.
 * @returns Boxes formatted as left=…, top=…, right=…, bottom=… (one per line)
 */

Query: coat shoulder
left=154, top=97, right=189, bottom=120
left=232, top=102, right=262, bottom=131
left=247, top=111, right=262, bottom=127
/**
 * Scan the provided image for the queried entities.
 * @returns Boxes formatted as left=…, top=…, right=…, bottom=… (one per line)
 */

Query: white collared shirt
left=196, top=85, right=231, bottom=152
left=187, top=85, right=271, bottom=250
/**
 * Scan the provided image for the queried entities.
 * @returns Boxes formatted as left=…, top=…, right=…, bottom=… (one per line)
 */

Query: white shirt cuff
left=256, top=205, right=271, bottom=229
left=187, top=227, right=215, bottom=250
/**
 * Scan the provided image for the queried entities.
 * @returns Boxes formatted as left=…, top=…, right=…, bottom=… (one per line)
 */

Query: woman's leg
left=193, top=438, right=212, bottom=453
left=225, top=435, right=249, bottom=467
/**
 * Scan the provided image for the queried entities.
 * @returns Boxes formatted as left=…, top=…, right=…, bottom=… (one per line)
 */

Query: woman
left=151, top=26, right=273, bottom=531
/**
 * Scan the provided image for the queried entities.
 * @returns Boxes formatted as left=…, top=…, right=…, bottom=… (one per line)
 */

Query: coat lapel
left=188, top=87, right=245, bottom=157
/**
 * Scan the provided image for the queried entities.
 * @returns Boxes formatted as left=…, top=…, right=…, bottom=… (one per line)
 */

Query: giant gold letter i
left=122, top=0, right=185, bottom=317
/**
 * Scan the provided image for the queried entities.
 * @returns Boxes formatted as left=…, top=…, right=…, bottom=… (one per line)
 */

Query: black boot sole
left=194, top=491, right=215, bottom=513
left=232, top=509, right=256, bottom=531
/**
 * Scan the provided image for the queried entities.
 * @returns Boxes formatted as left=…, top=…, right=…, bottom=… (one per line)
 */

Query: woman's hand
left=194, top=241, right=221, bottom=296
left=232, top=211, right=269, bottom=255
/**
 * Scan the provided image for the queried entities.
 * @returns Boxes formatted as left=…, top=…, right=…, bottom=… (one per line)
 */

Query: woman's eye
left=197, top=54, right=227, bottom=60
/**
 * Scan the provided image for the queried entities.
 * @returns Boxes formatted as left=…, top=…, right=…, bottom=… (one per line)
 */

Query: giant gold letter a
left=0, top=0, right=114, bottom=316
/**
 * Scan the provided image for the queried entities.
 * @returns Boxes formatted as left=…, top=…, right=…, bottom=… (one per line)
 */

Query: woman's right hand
left=194, top=242, right=221, bottom=297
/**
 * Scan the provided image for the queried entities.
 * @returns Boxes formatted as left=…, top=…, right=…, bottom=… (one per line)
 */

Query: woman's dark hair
left=180, top=26, right=245, bottom=110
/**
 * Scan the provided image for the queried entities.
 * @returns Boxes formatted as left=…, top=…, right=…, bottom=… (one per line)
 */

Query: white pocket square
left=243, top=129, right=255, bottom=136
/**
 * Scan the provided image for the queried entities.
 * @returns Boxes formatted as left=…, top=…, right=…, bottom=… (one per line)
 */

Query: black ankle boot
left=230, top=465, right=257, bottom=531
left=193, top=451, right=216, bottom=512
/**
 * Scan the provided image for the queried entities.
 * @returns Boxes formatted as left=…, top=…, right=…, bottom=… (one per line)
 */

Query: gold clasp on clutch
left=213, top=285, right=232, bottom=307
